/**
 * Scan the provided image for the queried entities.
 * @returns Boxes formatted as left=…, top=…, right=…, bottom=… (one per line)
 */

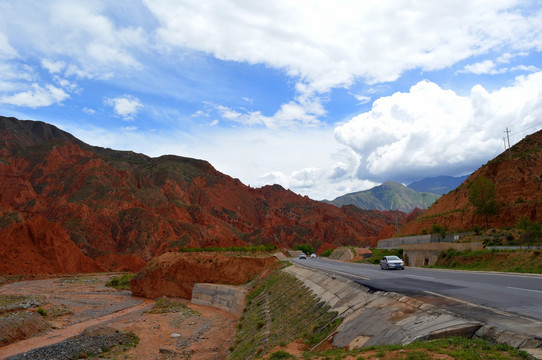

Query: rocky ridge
left=0, top=116, right=403, bottom=274
left=399, top=129, right=542, bottom=234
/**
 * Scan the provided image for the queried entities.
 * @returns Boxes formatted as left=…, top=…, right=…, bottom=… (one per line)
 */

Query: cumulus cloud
left=0, top=83, right=69, bottom=107
left=106, top=95, right=144, bottom=120
left=335, top=71, right=542, bottom=183
left=145, top=0, right=542, bottom=92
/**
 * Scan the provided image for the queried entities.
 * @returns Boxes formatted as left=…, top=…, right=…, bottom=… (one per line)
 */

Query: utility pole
left=391, top=202, right=398, bottom=234
left=505, top=128, right=512, bottom=160
left=421, top=193, right=426, bottom=210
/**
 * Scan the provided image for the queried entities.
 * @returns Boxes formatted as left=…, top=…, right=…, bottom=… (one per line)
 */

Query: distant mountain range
left=324, top=181, right=441, bottom=213
left=407, top=175, right=469, bottom=195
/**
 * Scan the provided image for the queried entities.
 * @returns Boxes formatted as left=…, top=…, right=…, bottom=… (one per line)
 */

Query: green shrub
left=269, top=350, right=295, bottom=359
left=105, top=273, right=134, bottom=290
left=431, top=223, right=447, bottom=238
left=294, top=243, right=315, bottom=255
left=320, top=248, right=333, bottom=257
left=37, top=307, right=47, bottom=317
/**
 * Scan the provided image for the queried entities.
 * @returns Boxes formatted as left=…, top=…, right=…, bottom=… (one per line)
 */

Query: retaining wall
left=191, top=283, right=247, bottom=316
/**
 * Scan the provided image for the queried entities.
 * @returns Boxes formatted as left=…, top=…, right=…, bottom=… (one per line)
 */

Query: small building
left=402, top=242, right=483, bottom=267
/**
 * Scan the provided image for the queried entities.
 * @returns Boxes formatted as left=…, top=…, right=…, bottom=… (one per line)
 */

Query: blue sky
left=1, top=1, right=542, bottom=200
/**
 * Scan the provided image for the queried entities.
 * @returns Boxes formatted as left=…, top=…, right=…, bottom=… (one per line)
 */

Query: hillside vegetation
left=325, top=181, right=439, bottom=213
left=434, top=249, right=542, bottom=274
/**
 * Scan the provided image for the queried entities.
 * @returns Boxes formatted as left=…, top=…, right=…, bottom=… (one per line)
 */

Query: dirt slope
left=130, top=252, right=278, bottom=299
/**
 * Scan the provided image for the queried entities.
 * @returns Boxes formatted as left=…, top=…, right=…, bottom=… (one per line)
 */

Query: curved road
left=292, top=258, right=542, bottom=337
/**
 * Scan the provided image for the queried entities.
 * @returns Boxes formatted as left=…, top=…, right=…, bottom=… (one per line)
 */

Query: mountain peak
left=325, top=181, right=439, bottom=213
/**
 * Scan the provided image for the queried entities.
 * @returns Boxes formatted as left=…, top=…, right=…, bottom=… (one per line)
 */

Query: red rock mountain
left=0, top=116, right=402, bottom=273
left=0, top=215, right=104, bottom=275
left=399, top=129, right=542, bottom=235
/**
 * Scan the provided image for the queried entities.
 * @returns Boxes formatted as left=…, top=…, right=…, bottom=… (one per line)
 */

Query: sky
left=1, top=1, right=542, bottom=200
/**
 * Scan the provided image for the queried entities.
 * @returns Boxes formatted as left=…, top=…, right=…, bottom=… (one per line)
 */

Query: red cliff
left=400, top=130, right=542, bottom=235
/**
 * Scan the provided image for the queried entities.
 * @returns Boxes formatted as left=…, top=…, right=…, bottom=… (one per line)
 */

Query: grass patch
left=270, top=350, right=296, bottom=359
left=300, top=336, right=530, bottom=359
left=178, top=244, right=277, bottom=253
left=229, top=270, right=341, bottom=360
left=434, top=249, right=542, bottom=273
left=46, top=304, right=73, bottom=318
left=104, top=273, right=134, bottom=290
left=0, top=294, right=45, bottom=312
left=147, top=297, right=199, bottom=315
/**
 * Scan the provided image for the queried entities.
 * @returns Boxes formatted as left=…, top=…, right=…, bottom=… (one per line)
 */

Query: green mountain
left=324, top=181, right=440, bottom=213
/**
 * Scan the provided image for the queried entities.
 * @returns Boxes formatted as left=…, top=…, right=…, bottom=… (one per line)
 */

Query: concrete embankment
left=284, top=265, right=481, bottom=348
left=190, top=263, right=542, bottom=358
left=285, top=264, right=542, bottom=356
left=191, top=283, right=248, bottom=316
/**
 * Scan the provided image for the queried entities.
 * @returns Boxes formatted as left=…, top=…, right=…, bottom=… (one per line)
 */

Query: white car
left=310, top=253, right=317, bottom=258
left=299, top=253, right=307, bottom=259
left=380, top=255, right=405, bottom=270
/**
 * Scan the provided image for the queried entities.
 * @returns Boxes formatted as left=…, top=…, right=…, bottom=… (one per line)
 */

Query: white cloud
left=461, top=60, right=502, bottom=74
left=351, top=93, right=371, bottom=104
left=0, top=32, right=18, bottom=59
left=0, top=83, right=69, bottom=107
left=511, top=65, right=539, bottom=72
left=335, top=71, right=542, bottom=183
left=83, top=107, right=95, bottom=114
left=41, top=59, right=66, bottom=74
left=1, top=1, right=147, bottom=80
left=145, top=0, right=542, bottom=92
left=106, top=95, right=144, bottom=120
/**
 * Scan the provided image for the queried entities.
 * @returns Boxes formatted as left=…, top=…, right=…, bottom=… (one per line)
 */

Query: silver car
left=380, top=255, right=405, bottom=270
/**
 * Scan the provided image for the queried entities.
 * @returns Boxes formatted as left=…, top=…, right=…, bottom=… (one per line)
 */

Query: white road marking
left=293, top=260, right=370, bottom=280
left=424, top=290, right=514, bottom=317
left=406, top=275, right=435, bottom=280
left=508, top=286, right=542, bottom=294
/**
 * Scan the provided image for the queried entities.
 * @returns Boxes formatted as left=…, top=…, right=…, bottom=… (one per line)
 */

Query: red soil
left=131, top=252, right=278, bottom=299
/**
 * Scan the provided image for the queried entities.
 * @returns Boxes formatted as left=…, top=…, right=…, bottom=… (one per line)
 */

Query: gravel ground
left=6, top=328, right=137, bottom=360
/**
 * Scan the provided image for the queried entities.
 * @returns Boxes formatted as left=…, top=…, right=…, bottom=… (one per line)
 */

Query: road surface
left=292, top=258, right=542, bottom=338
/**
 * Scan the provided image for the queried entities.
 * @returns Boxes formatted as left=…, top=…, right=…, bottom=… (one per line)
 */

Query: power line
left=511, top=120, right=542, bottom=137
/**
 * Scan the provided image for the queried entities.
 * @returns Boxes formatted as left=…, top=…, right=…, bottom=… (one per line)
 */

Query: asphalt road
left=291, top=257, right=542, bottom=337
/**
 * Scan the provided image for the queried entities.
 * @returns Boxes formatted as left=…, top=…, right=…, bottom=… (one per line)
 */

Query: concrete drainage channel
left=284, top=264, right=542, bottom=359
